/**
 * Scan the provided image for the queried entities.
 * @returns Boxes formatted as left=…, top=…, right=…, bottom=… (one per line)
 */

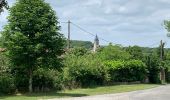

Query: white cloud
left=84, top=0, right=102, bottom=6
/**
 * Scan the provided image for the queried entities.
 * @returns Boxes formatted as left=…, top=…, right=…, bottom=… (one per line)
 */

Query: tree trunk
left=29, top=68, right=33, bottom=93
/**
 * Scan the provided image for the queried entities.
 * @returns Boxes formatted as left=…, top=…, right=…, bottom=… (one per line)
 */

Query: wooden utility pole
left=67, top=20, right=71, bottom=49
left=160, top=40, right=165, bottom=83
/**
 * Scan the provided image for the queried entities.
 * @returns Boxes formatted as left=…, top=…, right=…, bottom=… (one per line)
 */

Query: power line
left=71, top=22, right=95, bottom=37
left=60, top=22, right=68, bottom=24
left=71, top=22, right=114, bottom=44
left=59, top=21, right=163, bottom=48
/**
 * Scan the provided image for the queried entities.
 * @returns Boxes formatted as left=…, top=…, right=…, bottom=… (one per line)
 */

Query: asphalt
left=49, top=85, right=170, bottom=100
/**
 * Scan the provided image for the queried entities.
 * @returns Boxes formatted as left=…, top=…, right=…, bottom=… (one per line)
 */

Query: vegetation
left=1, top=41, right=169, bottom=94
left=64, top=53, right=109, bottom=87
left=1, top=0, right=65, bottom=93
left=104, top=60, right=147, bottom=82
left=70, top=40, right=93, bottom=49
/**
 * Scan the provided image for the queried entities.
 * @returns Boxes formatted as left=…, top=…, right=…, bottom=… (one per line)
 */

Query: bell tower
left=93, top=35, right=99, bottom=52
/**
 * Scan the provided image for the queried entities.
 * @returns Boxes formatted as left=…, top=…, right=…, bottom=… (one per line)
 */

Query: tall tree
left=1, top=0, right=65, bottom=92
left=0, top=0, right=8, bottom=13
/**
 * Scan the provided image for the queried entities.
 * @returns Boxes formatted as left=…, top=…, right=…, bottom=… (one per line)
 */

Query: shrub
left=145, top=54, right=161, bottom=83
left=33, top=68, right=62, bottom=92
left=64, top=54, right=110, bottom=88
left=166, top=71, right=170, bottom=83
left=0, top=53, right=15, bottom=94
left=104, top=60, right=147, bottom=82
left=0, top=73, right=15, bottom=94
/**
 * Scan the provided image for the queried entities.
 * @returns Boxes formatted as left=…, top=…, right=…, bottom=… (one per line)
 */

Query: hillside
left=70, top=40, right=93, bottom=49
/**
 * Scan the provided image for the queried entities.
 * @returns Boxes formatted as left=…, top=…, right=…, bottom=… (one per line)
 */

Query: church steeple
left=93, top=35, right=99, bottom=52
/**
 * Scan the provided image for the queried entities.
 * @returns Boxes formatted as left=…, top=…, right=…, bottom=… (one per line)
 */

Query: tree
left=67, top=47, right=88, bottom=56
left=0, top=0, right=8, bottom=13
left=97, top=44, right=131, bottom=61
left=126, top=46, right=144, bottom=60
left=1, top=0, right=65, bottom=92
left=145, top=53, right=161, bottom=83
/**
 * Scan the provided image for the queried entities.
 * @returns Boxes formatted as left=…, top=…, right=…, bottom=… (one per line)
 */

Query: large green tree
left=1, top=0, right=65, bottom=92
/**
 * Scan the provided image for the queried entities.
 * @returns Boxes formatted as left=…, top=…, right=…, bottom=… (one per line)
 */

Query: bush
left=145, top=54, right=161, bottom=83
left=104, top=60, right=147, bottom=82
left=0, top=73, right=15, bottom=94
left=64, top=54, right=110, bottom=88
left=166, top=71, right=170, bottom=83
left=33, top=68, right=62, bottom=92
left=0, top=53, right=15, bottom=94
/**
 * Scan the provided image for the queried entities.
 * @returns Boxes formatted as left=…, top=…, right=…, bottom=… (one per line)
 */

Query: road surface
left=49, top=85, right=170, bottom=100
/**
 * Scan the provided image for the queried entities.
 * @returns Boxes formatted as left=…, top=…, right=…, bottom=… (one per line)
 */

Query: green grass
left=0, top=84, right=159, bottom=100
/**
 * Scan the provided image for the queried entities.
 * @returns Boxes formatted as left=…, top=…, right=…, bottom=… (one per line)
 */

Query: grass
left=0, top=84, right=159, bottom=100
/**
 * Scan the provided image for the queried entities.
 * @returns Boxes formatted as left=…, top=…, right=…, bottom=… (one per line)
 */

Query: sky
left=1, top=0, right=170, bottom=47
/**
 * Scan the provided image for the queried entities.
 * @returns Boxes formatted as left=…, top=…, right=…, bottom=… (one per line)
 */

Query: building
left=93, top=35, right=99, bottom=52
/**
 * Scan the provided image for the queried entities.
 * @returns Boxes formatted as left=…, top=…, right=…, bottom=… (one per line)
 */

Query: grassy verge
left=0, top=84, right=159, bottom=100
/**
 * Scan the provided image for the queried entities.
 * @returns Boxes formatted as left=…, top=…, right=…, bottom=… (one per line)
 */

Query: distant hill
left=70, top=40, right=93, bottom=49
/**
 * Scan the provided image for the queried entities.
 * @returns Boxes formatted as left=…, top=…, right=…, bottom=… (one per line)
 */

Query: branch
left=0, top=0, right=9, bottom=13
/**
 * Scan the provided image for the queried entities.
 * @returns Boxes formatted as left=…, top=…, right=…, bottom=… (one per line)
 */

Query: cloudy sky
left=1, top=0, right=170, bottom=47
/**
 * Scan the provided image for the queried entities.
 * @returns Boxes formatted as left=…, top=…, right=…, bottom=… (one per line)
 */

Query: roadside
left=50, top=85, right=170, bottom=100
left=0, top=84, right=159, bottom=100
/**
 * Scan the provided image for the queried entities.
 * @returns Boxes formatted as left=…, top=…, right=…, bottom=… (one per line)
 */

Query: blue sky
left=1, top=0, right=170, bottom=47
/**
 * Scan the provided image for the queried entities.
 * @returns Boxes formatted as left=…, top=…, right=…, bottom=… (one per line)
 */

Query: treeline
left=1, top=44, right=170, bottom=94
left=70, top=40, right=93, bottom=49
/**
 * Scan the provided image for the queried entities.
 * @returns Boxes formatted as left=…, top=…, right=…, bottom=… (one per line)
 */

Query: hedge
left=104, top=60, right=147, bottom=82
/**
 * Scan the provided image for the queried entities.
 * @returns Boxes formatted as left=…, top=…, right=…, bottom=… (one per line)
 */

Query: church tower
left=93, top=35, right=99, bottom=52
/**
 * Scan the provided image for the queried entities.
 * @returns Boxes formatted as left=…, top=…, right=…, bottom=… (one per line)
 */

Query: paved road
left=49, top=85, right=170, bottom=100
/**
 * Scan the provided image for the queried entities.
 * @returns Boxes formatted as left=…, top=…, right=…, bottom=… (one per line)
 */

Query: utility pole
left=67, top=20, right=71, bottom=49
left=160, top=40, right=165, bottom=83
left=160, top=40, right=163, bottom=60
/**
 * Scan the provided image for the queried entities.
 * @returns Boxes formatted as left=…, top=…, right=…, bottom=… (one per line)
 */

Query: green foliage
left=0, top=53, right=15, bottom=94
left=166, top=72, right=170, bottom=83
left=104, top=60, right=147, bottom=82
left=97, top=44, right=131, bottom=61
left=1, top=0, right=65, bottom=92
left=70, top=40, right=93, bottom=49
left=64, top=54, right=110, bottom=87
left=145, top=53, right=161, bottom=83
left=13, top=68, right=29, bottom=92
left=2, top=0, right=65, bottom=69
left=0, top=52, right=9, bottom=73
left=0, top=73, right=15, bottom=94
left=126, top=46, right=144, bottom=60
left=33, top=68, right=62, bottom=92
left=67, top=47, right=88, bottom=56
left=164, top=20, right=170, bottom=34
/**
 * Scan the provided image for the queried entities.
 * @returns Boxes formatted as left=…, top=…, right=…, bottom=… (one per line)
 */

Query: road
left=49, top=85, right=170, bottom=100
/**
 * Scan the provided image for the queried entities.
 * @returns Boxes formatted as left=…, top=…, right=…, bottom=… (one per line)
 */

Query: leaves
left=104, top=60, right=147, bottom=82
left=1, top=0, right=65, bottom=92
